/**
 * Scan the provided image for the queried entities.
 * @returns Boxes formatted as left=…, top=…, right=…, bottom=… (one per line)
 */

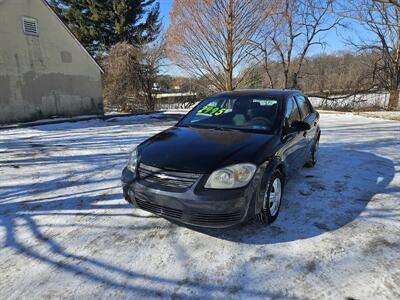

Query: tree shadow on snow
left=0, top=119, right=398, bottom=297
left=184, top=146, right=397, bottom=244
left=0, top=118, right=283, bottom=298
left=21, top=113, right=184, bottom=132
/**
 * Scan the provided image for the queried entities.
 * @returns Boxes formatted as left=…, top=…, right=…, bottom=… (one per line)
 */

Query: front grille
left=190, top=211, right=242, bottom=224
left=138, top=163, right=201, bottom=189
left=136, top=198, right=183, bottom=219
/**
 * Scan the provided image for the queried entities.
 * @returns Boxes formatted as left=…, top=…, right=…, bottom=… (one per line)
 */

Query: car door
left=281, top=96, right=308, bottom=176
left=294, top=95, right=318, bottom=158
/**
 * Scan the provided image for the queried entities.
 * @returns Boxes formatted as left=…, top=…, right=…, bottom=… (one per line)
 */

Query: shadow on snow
left=0, top=114, right=398, bottom=297
left=177, top=146, right=397, bottom=244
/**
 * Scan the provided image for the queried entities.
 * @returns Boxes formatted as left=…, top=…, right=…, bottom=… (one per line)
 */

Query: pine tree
left=49, top=0, right=160, bottom=55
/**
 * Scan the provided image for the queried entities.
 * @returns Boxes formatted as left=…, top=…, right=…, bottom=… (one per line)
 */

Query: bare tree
left=240, top=51, right=377, bottom=97
left=103, top=43, right=137, bottom=111
left=167, top=0, right=277, bottom=91
left=136, top=40, right=166, bottom=111
left=376, top=0, right=400, bottom=9
left=335, top=0, right=400, bottom=110
left=103, top=40, right=165, bottom=112
left=253, top=0, right=341, bottom=89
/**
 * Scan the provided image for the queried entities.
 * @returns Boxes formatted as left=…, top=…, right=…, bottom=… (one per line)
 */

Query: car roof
left=212, top=89, right=302, bottom=99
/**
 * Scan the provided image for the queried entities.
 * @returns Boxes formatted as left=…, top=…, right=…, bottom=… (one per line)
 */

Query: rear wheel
left=305, top=138, right=319, bottom=167
left=256, top=169, right=284, bottom=225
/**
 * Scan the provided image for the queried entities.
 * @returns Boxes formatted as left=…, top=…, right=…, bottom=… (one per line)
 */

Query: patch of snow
left=0, top=112, right=399, bottom=299
left=309, top=92, right=390, bottom=109
left=355, top=111, right=400, bottom=121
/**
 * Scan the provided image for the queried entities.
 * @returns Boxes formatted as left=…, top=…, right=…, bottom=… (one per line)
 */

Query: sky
left=159, top=0, right=174, bottom=28
left=158, top=0, right=375, bottom=75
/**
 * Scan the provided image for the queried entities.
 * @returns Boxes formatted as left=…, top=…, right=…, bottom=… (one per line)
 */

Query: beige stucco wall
left=0, top=0, right=103, bottom=124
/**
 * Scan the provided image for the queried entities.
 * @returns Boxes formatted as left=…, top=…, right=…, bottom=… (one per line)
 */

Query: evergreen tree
left=49, top=0, right=160, bottom=55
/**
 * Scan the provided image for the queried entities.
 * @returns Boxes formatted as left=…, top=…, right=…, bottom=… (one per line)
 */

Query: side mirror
left=288, top=120, right=311, bottom=133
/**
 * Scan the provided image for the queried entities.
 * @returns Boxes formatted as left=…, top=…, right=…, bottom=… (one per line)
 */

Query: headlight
left=127, top=148, right=138, bottom=172
left=205, top=163, right=257, bottom=189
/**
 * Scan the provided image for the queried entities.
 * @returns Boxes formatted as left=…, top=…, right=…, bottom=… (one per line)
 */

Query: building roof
left=41, top=0, right=104, bottom=74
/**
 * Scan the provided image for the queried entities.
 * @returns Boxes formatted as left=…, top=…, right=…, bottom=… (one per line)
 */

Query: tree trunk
left=225, top=0, right=234, bottom=91
left=388, top=88, right=399, bottom=110
left=262, top=50, right=274, bottom=88
left=225, top=69, right=233, bottom=91
left=389, top=27, right=400, bottom=110
left=283, top=70, right=289, bottom=89
left=264, top=66, right=274, bottom=88
left=291, top=72, right=299, bottom=89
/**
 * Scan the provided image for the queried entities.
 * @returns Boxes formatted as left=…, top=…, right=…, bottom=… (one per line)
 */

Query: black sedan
left=121, top=89, right=320, bottom=228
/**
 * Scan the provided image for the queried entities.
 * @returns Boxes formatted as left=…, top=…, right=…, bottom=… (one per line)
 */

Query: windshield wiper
left=181, top=124, right=237, bottom=131
left=212, top=126, right=236, bottom=132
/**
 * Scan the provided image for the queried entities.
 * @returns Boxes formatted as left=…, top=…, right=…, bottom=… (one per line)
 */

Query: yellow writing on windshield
left=198, top=106, right=226, bottom=116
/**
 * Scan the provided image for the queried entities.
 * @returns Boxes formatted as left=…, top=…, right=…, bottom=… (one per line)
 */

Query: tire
left=305, top=138, right=319, bottom=168
left=256, top=169, right=284, bottom=225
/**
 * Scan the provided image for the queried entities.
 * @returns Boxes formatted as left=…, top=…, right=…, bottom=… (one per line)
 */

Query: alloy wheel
left=264, top=177, right=282, bottom=217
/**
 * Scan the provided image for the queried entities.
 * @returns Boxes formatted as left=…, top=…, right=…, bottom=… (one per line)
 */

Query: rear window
left=295, top=95, right=313, bottom=119
left=285, top=97, right=301, bottom=126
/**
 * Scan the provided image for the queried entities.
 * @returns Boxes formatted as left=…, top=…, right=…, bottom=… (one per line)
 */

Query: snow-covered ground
left=309, top=92, right=390, bottom=109
left=0, top=112, right=399, bottom=299
left=355, top=111, right=400, bottom=121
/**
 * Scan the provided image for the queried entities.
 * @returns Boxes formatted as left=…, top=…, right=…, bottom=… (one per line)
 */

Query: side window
left=285, top=97, right=301, bottom=126
left=305, top=97, right=314, bottom=113
left=295, top=95, right=312, bottom=119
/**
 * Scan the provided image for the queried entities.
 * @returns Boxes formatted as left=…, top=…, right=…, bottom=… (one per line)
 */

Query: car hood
left=138, top=126, right=276, bottom=173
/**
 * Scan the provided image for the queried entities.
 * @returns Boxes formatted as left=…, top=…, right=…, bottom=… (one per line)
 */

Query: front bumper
left=121, top=167, right=259, bottom=228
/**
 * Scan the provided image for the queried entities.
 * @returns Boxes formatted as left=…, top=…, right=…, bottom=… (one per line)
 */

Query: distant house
left=0, top=0, right=103, bottom=124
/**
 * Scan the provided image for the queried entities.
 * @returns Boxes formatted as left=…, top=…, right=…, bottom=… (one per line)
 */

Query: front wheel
left=256, top=169, right=284, bottom=225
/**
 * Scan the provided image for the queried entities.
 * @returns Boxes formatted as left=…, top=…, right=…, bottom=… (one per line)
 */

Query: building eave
left=41, top=0, right=104, bottom=74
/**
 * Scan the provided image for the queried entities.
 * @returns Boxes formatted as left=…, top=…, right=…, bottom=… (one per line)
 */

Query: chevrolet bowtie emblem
left=154, top=173, right=171, bottom=180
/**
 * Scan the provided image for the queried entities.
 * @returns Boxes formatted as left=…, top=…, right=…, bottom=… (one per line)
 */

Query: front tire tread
left=256, top=169, right=284, bottom=225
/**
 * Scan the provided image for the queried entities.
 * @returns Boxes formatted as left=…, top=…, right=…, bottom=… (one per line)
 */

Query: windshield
left=178, top=95, right=282, bottom=133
